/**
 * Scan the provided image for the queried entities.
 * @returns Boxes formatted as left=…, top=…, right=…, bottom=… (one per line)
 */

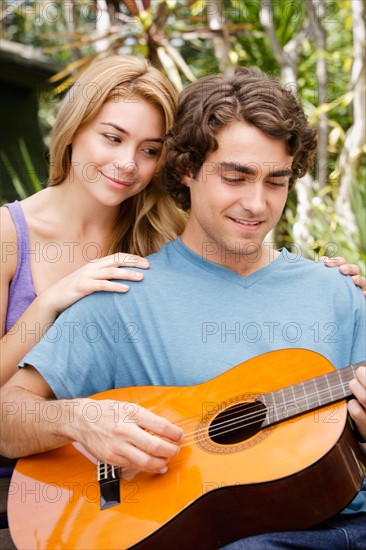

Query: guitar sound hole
left=208, top=401, right=267, bottom=445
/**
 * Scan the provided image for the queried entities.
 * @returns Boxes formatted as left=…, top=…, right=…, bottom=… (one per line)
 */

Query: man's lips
left=229, top=217, right=265, bottom=228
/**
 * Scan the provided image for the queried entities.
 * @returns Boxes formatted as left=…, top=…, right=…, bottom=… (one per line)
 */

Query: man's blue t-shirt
left=20, top=238, right=366, bottom=514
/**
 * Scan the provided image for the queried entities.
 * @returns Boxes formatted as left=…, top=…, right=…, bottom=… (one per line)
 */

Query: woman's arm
left=1, top=210, right=150, bottom=385
left=0, top=252, right=149, bottom=386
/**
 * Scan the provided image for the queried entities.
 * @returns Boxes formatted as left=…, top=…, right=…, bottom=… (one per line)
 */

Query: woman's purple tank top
left=3, top=201, right=37, bottom=332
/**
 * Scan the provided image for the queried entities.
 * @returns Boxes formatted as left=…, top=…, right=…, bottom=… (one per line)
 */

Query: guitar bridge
left=97, top=460, right=121, bottom=510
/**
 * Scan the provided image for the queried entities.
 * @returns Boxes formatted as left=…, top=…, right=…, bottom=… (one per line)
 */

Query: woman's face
left=69, top=96, right=165, bottom=206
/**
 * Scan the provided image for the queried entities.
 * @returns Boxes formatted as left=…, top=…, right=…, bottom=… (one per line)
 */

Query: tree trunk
left=305, top=0, right=329, bottom=189
left=260, top=0, right=313, bottom=250
left=335, top=0, right=365, bottom=240
left=206, top=0, right=236, bottom=76
left=95, top=0, right=112, bottom=53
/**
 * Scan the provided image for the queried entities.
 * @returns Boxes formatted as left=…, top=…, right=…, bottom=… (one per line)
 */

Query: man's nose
left=239, top=184, right=266, bottom=215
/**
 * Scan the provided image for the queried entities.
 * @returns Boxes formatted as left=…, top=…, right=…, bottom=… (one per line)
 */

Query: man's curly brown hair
left=163, top=68, right=318, bottom=211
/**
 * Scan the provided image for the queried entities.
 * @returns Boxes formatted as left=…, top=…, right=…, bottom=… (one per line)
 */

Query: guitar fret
left=313, top=374, right=325, bottom=407
left=325, top=373, right=332, bottom=404
left=308, top=378, right=318, bottom=409
left=291, top=386, right=299, bottom=414
left=286, top=384, right=303, bottom=417
left=337, top=369, right=349, bottom=397
left=261, top=393, right=277, bottom=426
left=273, top=393, right=279, bottom=423
left=293, top=383, right=307, bottom=413
left=262, top=362, right=364, bottom=428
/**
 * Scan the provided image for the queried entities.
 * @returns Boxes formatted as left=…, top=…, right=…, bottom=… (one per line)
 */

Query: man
left=1, top=68, right=365, bottom=549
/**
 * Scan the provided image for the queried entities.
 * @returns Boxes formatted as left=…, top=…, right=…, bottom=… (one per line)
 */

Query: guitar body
left=8, top=349, right=365, bottom=549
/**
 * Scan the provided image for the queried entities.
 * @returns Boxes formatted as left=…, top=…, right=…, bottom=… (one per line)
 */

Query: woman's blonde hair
left=49, top=55, right=186, bottom=255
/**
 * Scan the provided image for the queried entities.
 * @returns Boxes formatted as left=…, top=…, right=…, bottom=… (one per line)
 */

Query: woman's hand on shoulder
left=40, top=253, right=150, bottom=315
left=320, top=256, right=366, bottom=297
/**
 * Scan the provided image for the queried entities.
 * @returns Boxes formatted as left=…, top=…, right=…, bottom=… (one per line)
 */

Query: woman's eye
left=104, top=134, right=121, bottom=143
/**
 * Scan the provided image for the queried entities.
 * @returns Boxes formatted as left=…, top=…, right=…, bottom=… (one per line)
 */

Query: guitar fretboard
left=261, top=361, right=364, bottom=427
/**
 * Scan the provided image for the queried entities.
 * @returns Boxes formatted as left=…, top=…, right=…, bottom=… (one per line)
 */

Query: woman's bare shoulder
left=0, top=205, right=18, bottom=293
left=0, top=205, right=17, bottom=243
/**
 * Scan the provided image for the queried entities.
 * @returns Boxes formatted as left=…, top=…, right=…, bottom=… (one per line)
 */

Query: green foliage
left=1, top=139, right=43, bottom=202
left=351, top=163, right=366, bottom=254
left=1, top=0, right=99, bottom=63
left=281, top=178, right=366, bottom=268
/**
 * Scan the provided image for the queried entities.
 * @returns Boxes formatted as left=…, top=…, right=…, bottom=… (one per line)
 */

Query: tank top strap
left=3, top=200, right=33, bottom=280
left=3, top=201, right=36, bottom=332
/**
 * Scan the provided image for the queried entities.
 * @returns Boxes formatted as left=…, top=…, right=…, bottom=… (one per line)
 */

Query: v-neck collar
left=171, top=237, right=286, bottom=289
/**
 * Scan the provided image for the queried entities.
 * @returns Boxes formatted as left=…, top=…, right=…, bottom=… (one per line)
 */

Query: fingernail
left=158, top=466, right=168, bottom=474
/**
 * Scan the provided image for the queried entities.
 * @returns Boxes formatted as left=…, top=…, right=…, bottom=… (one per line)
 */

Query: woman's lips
left=100, top=171, right=135, bottom=189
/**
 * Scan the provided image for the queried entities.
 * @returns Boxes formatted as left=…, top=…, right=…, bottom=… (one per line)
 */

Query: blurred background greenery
left=0, top=0, right=365, bottom=266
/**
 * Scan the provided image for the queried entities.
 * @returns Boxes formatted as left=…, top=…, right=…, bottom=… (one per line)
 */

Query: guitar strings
left=114, top=378, right=352, bottom=482
left=175, top=374, right=351, bottom=435
left=171, top=367, right=356, bottom=431
left=183, top=379, right=351, bottom=440
left=177, top=380, right=352, bottom=447
left=100, top=378, right=354, bottom=482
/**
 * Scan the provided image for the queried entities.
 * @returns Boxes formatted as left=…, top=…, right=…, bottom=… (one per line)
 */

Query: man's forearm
left=1, top=380, right=183, bottom=472
left=0, top=385, right=87, bottom=458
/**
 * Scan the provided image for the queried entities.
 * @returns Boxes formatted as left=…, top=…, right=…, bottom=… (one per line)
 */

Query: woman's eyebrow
left=100, top=122, right=164, bottom=143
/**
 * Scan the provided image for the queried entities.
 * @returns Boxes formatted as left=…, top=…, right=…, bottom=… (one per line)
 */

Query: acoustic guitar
left=8, top=349, right=366, bottom=550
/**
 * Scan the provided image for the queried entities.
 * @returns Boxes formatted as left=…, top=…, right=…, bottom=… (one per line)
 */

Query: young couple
left=1, top=56, right=365, bottom=549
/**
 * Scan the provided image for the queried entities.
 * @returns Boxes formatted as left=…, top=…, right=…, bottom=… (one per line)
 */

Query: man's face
left=181, top=121, right=293, bottom=273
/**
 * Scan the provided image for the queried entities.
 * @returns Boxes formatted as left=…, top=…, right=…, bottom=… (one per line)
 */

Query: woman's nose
left=110, top=158, right=138, bottom=177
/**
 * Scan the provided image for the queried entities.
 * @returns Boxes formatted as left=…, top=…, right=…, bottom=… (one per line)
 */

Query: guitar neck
left=261, top=361, right=365, bottom=428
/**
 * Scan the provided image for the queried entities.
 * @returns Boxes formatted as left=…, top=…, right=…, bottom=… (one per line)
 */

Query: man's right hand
left=0, top=367, right=183, bottom=471
left=65, top=398, right=184, bottom=474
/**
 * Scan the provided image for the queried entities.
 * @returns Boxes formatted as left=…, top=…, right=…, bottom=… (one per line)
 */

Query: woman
left=0, top=55, right=186, bottom=386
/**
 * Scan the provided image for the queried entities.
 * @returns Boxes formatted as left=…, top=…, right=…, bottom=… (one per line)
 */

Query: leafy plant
left=1, top=139, right=43, bottom=202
